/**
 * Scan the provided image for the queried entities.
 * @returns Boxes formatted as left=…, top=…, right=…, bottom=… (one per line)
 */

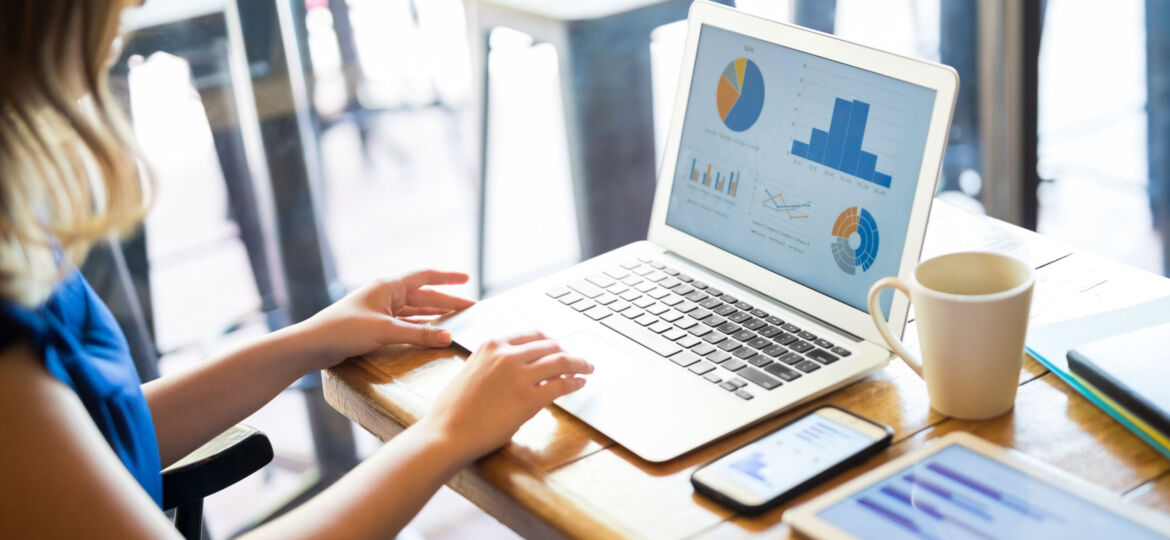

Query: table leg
left=940, top=0, right=982, bottom=194
left=196, top=81, right=291, bottom=330
left=1148, top=0, right=1170, bottom=274
left=235, top=0, right=360, bottom=518
left=793, top=0, right=836, bottom=33
left=557, top=21, right=658, bottom=258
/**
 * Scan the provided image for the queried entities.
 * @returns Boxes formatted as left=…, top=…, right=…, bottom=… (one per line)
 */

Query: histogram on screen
left=791, top=98, right=892, bottom=188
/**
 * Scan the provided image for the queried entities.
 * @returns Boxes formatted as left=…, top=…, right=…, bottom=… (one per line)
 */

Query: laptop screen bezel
left=647, top=2, right=958, bottom=345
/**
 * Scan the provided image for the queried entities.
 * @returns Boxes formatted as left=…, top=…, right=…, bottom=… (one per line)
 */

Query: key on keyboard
left=600, top=315, right=682, bottom=357
left=570, top=280, right=604, bottom=298
left=738, top=367, right=782, bottom=390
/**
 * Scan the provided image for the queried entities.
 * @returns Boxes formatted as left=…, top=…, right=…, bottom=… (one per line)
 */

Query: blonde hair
left=0, top=0, right=151, bottom=306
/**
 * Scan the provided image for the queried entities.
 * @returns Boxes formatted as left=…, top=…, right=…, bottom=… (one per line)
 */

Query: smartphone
left=691, top=405, right=893, bottom=515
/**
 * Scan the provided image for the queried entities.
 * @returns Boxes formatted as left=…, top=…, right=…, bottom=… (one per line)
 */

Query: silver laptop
left=441, top=2, right=958, bottom=462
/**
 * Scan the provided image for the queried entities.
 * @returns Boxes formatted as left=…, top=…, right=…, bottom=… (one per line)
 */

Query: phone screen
left=694, top=408, right=887, bottom=506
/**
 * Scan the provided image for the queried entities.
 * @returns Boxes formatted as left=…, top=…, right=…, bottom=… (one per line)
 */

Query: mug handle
left=867, top=277, right=924, bottom=378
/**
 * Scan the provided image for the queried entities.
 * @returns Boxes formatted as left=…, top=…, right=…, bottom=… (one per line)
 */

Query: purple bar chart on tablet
left=816, top=445, right=1167, bottom=540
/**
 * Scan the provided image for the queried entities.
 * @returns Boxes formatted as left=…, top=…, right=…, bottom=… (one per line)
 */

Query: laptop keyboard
left=546, top=257, right=854, bottom=401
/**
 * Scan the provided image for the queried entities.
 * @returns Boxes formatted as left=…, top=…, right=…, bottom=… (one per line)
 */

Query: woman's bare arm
left=0, top=344, right=180, bottom=539
left=243, top=331, right=592, bottom=539
left=142, top=324, right=325, bottom=467
left=1, top=331, right=590, bottom=539
left=144, top=271, right=475, bottom=467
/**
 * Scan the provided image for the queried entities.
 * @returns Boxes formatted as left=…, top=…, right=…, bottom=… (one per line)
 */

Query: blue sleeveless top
left=0, top=271, right=163, bottom=507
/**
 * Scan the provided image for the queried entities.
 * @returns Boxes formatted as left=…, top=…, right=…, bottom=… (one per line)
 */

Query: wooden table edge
left=323, top=361, right=633, bottom=539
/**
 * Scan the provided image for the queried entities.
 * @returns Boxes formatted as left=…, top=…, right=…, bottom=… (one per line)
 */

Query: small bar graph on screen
left=791, top=97, right=892, bottom=189
left=688, top=157, right=739, bottom=198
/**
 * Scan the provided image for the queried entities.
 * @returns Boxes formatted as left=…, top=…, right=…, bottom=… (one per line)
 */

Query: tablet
left=784, top=431, right=1170, bottom=539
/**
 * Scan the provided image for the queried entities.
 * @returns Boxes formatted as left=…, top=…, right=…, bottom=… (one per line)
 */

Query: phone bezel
left=690, top=405, right=893, bottom=513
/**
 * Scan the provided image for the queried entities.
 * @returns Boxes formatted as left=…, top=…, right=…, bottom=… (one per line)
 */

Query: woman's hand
left=418, top=331, right=594, bottom=461
left=298, top=270, right=476, bottom=369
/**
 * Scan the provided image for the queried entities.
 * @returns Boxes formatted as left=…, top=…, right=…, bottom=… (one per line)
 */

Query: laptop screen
left=665, top=24, right=937, bottom=315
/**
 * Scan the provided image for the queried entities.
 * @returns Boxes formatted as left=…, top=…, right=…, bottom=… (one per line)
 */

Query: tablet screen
left=816, top=444, right=1164, bottom=540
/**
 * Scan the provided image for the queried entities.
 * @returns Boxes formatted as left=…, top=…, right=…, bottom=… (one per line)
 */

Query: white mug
left=867, top=251, right=1034, bottom=420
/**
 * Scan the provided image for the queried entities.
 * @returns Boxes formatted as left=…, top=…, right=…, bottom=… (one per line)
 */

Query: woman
left=0, top=0, right=593, bottom=537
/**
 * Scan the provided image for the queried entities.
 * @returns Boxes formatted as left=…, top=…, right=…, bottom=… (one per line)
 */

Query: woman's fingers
left=504, top=331, right=548, bottom=346
left=397, top=306, right=452, bottom=317
left=404, top=288, right=475, bottom=311
left=527, top=353, right=593, bottom=383
left=535, top=376, right=588, bottom=401
left=397, top=316, right=435, bottom=325
left=502, top=339, right=562, bottom=364
left=401, top=269, right=470, bottom=290
left=381, top=318, right=452, bottom=348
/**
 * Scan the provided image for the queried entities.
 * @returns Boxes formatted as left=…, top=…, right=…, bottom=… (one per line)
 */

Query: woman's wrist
left=266, top=320, right=338, bottom=375
left=408, top=416, right=481, bottom=469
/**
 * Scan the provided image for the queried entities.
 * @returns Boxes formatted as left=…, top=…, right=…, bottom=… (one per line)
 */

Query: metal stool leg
left=475, top=28, right=491, bottom=297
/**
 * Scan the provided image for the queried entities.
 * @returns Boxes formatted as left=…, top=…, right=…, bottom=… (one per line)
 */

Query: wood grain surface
left=323, top=200, right=1170, bottom=538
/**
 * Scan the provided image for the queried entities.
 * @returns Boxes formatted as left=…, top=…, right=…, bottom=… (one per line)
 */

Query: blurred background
left=97, top=0, right=1168, bottom=537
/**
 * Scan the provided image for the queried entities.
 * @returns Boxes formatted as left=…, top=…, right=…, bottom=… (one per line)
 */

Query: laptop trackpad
left=553, top=330, right=665, bottom=419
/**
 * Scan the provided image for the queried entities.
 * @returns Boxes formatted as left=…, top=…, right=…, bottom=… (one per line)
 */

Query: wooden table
left=324, top=200, right=1170, bottom=538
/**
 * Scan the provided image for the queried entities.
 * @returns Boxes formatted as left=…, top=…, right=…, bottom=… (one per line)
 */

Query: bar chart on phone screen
left=787, top=60, right=910, bottom=195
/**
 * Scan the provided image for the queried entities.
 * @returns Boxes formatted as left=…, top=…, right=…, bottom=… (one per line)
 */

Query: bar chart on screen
left=788, top=63, right=908, bottom=191
left=680, top=152, right=741, bottom=199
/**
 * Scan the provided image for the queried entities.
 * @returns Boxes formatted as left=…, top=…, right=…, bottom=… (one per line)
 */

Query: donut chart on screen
left=831, top=206, right=880, bottom=274
left=716, top=58, right=765, bottom=132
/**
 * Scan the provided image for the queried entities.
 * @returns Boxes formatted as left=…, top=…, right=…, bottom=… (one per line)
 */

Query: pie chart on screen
left=716, top=58, right=765, bottom=132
